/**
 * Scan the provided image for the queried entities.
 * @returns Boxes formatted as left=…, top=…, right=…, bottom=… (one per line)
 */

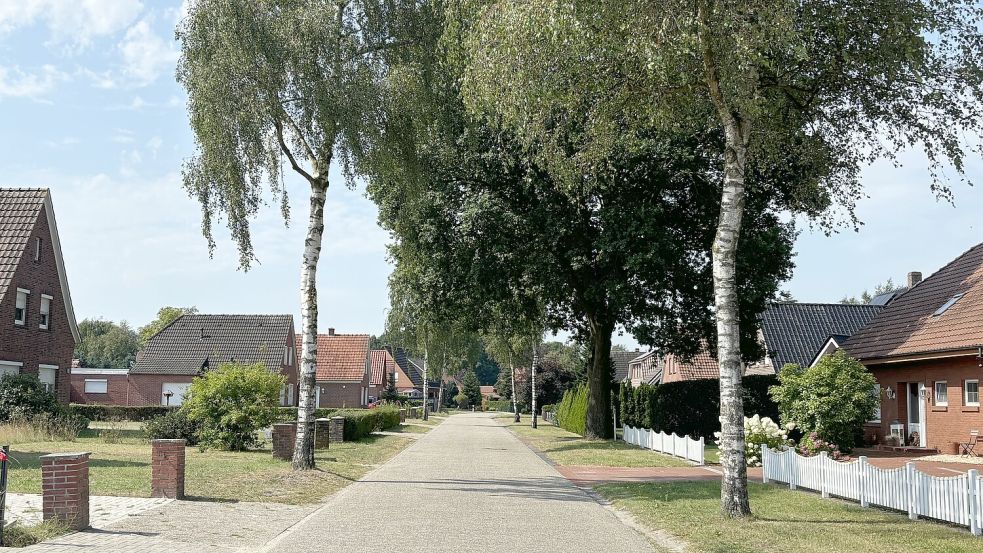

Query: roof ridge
left=769, top=301, right=883, bottom=308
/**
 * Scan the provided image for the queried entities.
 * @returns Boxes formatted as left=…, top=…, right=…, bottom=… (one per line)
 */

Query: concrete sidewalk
left=263, top=412, right=657, bottom=552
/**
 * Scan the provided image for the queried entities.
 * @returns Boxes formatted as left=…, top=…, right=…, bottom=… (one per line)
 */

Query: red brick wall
left=317, top=381, right=367, bottom=408
left=69, top=373, right=130, bottom=404
left=0, top=206, right=76, bottom=403
left=151, top=439, right=186, bottom=499
left=866, top=355, right=983, bottom=451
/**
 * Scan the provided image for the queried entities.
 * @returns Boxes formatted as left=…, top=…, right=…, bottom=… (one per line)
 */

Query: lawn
left=597, top=481, right=983, bottom=553
left=389, top=417, right=440, bottom=434
left=507, top=421, right=690, bottom=467
left=5, top=428, right=412, bottom=504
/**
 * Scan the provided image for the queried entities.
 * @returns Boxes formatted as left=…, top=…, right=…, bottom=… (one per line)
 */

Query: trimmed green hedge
left=486, top=400, right=514, bottom=412
left=70, top=404, right=175, bottom=422
left=555, top=383, right=588, bottom=435
left=276, top=406, right=338, bottom=422
left=333, top=406, right=401, bottom=440
left=618, top=375, right=779, bottom=439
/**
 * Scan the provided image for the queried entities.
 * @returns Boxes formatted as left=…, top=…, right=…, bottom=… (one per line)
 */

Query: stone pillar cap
left=151, top=439, right=188, bottom=444
left=40, top=452, right=90, bottom=460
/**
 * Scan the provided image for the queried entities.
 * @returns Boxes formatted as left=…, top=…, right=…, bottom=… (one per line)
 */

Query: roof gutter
left=859, top=346, right=983, bottom=366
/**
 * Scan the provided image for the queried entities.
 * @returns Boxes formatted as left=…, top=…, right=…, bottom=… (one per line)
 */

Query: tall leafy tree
left=139, top=306, right=198, bottom=344
left=457, top=0, right=983, bottom=516
left=176, top=0, right=429, bottom=469
left=75, top=319, right=141, bottom=369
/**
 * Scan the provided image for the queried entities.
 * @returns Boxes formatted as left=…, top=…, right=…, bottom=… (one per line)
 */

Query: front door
left=907, top=382, right=927, bottom=447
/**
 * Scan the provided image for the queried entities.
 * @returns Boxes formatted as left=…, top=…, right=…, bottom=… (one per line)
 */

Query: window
left=933, top=293, right=964, bottom=316
left=84, top=379, right=108, bottom=394
left=934, top=381, right=948, bottom=406
left=965, top=380, right=980, bottom=407
left=870, top=384, right=882, bottom=422
left=0, top=361, right=22, bottom=377
left=34, top=237, right=42, bottom=261
left=39, top=294, right=51, bottom=330
left=287, top=383, right=294, bottom=405
left=38, top=365, right=57, bottom=394
left=280, top=385, right=287, bottom=405
left=14, top=289, right=28, bottom=325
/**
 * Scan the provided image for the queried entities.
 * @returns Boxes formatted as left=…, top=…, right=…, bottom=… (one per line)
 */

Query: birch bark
left=531, top=341, right=538, bottom=429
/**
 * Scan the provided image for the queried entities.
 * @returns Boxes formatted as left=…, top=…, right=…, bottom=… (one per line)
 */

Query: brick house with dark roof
left=842, top=247, right=983, bottom=452
left=75, top=313, right=298, bottom=406
left=300, top=328, right=371, bottom=408
left=368, top=349, right=397, bottom=402
left=0, top=188, right=78, bottom=403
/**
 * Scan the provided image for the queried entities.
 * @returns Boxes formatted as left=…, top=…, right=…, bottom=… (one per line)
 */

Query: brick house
left=368, top=348, right=397, bottom=402
left=843, top=249, right=983, bottom=453
left=74, top=314, right=298, bottom=406
left=0, top=188, right=79, bottom=403
left=300, top=329, right=371, bottom=408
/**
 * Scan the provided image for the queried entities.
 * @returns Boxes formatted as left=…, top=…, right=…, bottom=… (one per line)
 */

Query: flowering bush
left=715, top=414, right=792, bottom=467
left=798, top=432, right=841, bottom=459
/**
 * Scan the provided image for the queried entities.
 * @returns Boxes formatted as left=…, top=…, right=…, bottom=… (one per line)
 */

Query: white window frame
left=934, top=380, right=948, bottom=407
left=870, top=384, right=882, bottom=422
left=38, top=364, right=57, bottom=393
left=34, top=237, right=42, bottom=261
left=965, top=379, right=980, bottom=407
left=84, top=379, right=109, bottom=394
left=287, top=383, right=294, bottom=405
left=39, top=294, right=52, bottom=330
left=0, top=360, right=22, bottom=378
left=14, top=288, right=29, bottom=325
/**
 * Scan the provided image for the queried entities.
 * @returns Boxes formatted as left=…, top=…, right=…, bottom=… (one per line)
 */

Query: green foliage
left=70, top=404, right=175, bottom=422
left=841, top=278, right=903, bottom=305
left=139, top=306, right=198, bottom=344
left=770, top=351, right=877, bottom=452
left=474, top=351, right=500, bottom=386
left=333, top=406, right=401, bottom=441
left=485, top=400, right=513, bottom=412
left=461, top=370, right=482, bottom=409
left=380, top=372, right=402, bottom=403
left=513, top=358, right=577, bottom=412
left=1, top=519, right=70, bottom=547
left=75, top=319, right=141, bottom=369
left=441, top=381, right=458, bottom=407
left=453, top=393, right=470, bottom=409
left=183, top=362, right=283, bottom=451
left=555, top=383, right=589, bottom=436
left=275, top=406, right=337, bottom=422
left=0, top=374, right=59, bottom=421
left=142, top=409, right=202, bottom=446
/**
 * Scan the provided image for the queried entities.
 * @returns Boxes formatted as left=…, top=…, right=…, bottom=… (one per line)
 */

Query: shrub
left=720, top=414, right=792, bottom=467
left=333, top=406, right=400, bottom=440
left=798, top=431, right=841, bottom=459
left=276, top=406, right=337, bottom=422
left=770, top=350, right=877, bottom=452
left=143, top=409, right=201, bottom=446
left=70, top=404, right=175, bottom=422
left=555, top=383, right=588, bottom=435
left=454, top=393, right=470, bottom=409
left=183, top=362, right=283, bottom=450
left=486, top=400, right=512, bottom=412
left=98, top=417, right=127, bottom=444
left=0, top=375, right=59, bottom=421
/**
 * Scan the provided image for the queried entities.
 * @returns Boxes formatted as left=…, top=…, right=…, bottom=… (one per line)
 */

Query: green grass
left=507, top=420, right=690, bottom=467
left=704, top=443, right=719, bottom=464
left=597, top=481, right=983, bottom=553
left=1, top=519, right=70, bottom=547
left=4, top=428, right=413, bottom=504
left=389, top=418, right=439, bottom=434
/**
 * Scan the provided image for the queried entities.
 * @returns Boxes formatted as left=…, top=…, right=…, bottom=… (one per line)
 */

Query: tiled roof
left=0, top=188, right=47, bottom=306
left=761, top=302, right=884, bottom=368
left=369, top=349, right=396, bottom=386
left=628, top=351, right=662, bottom=384
left=844, top=243, right=983, bottom=360
left=611, top=350, right=642, bottom=382
left=134, top=314, right=293, bottom=375
left=297, top=333, right=369, bottom=382
left=409, top=357, right=440, bottom=388
left=663, top=350, right=719, bottom=380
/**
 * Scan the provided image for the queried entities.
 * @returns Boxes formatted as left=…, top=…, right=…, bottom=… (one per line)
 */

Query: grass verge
left=5, top=428, right=413, bottom=504
left=597, top=480, right=983, bottom=553
left=1, top=520, right=70, bottom=548
left=507, top=420, right=690, bottom=467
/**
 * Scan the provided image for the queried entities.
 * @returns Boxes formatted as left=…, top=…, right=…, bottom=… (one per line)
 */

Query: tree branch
left=274, top=119, right=316, bottom=183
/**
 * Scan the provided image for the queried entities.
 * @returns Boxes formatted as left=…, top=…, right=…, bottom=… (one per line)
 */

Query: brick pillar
left=41, top=452, right=90, bottom=530
left=314, top=418, right=331, bottom=449
left=272, top=422, right=297, bottom=460
left=151, top=439, right=186, bottom=499
left=399, top=409, right=406, bottom=423
left=329, top=416, right=345, bottom=444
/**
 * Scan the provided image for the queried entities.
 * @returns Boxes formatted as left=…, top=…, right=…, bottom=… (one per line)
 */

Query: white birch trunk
left=531, top=340, right=538, bottom=429
left=292, top=180, right=327, bottom=470
left=422, top=342, right=430, bottom=421
left=509, top=350, right=520, bottom=423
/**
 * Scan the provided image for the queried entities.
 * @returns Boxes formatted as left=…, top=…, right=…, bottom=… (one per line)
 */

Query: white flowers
left=716, top=414, right=793, bottom=467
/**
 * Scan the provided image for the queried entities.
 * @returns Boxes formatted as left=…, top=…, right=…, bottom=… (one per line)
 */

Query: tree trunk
left=292, top=180, right=327, bottom=470
left=422, top=342, right=429, bottom=421
left=509, top=350, right=520, bottom=422
left=585, top=316, right=614, bottom=440
left=531, top=341, right=538, bottom=429
left=714, top=126, right=750, bottom=516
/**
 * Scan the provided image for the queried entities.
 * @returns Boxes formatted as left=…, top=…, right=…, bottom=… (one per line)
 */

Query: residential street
left=264, top=413, right=657, bottom=553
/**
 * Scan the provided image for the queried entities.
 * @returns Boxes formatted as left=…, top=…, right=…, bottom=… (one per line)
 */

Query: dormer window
left=933, top=293, right=964, bottom=316
left=14, top=289, right=29, bottom=325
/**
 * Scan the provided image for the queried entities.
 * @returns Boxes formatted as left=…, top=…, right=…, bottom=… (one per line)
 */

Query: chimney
left=907, top=271, right=922, bottom=288
left=328, top=328, right=335, bottom=336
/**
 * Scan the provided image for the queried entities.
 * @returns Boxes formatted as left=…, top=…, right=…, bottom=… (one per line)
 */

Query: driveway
left=263, top=412, right=657, bottom=552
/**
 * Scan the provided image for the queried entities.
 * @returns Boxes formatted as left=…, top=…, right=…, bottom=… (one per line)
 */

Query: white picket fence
left=762, top=445, right=983, bottom=536
left=622, top=425, right=705, bottom=465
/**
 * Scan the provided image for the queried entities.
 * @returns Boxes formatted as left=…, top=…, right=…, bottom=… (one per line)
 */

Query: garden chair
left=959, top=430, right=979, bottom=457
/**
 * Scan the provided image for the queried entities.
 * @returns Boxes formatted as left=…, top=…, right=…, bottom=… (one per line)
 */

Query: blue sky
left=1, top=1, right=981, bottom=348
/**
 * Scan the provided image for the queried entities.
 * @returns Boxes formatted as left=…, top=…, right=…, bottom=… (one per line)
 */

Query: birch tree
left=455, top=0, right=983, bottom=516
left=177, top=0, right=428, bottom=469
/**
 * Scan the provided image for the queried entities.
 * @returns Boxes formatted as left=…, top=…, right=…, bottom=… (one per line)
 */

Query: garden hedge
left=554, top=383, right=588, bottom=435
left=276, top=406, right=338, bottom=422
left=70, top=404, right=175, bottom=422
left=333, top=406, right=401, bottom=440
left=619, top=375, right=779, bottom=439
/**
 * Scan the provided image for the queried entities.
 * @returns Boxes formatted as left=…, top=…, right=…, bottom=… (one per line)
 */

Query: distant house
left=842, top=251, right=983, bottom=452
left=90, top=314, right=298, bottom=407
left=627, top=351, right=662, bottom=387
left=0, top=188, right=79, bottom=403
left=368, top=349, right=397, bottom=402
left=385, top=346, right=440, bottom=402
left=301, top=328, right=371, bottom=408
left=480, top=385, right=499, bottom=400
left=612, top=349, right=642, bottom=384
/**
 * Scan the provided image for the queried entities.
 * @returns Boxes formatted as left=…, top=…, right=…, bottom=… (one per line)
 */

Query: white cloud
left=112, top=128, right=136, bottom=143
left=146, top=135, right=163, bottom=158
left=0, top=0, right=144, bottom=49
left=0, top=64, right=68, bottom=99
left=119, top=18, right=179, bottom=86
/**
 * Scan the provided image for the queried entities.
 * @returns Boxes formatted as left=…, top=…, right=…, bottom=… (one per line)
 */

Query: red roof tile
left=369, top=349, right=396, bottom=386
left=296, top=333, right=369, bottom=381
left=662, top=350, right=719, bottom=381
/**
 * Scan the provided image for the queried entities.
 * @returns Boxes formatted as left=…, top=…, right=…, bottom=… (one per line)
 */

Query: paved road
left=265, top=413, right=657, bottom=553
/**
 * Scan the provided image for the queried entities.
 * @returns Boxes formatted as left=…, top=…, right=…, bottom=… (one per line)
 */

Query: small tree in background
left=770, top=351, right=877, bottom=452
left=461, top=370, right=482, bottom=410
left=184, top=363, right=283, bottom=451
left=138, top=306, right=198, bottom=345
left=76, top=319, right=141, bottom=369
left=380, top=373, right=402, bottom=403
